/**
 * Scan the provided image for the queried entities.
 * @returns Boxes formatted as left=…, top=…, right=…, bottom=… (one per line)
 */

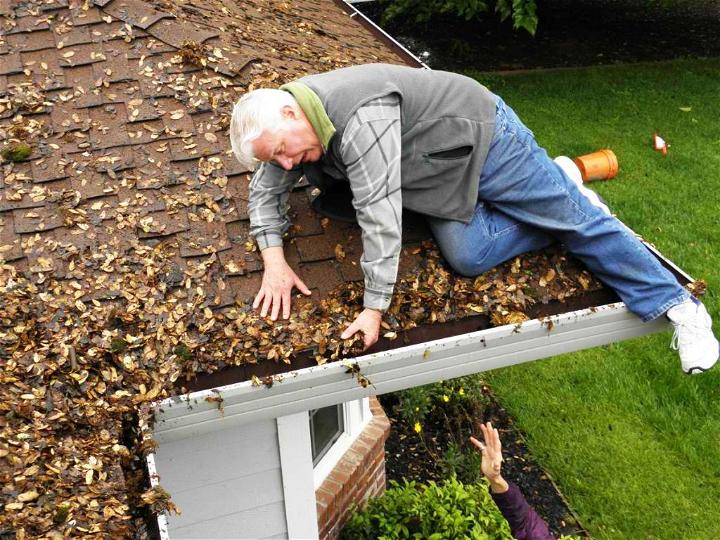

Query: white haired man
left=230, top=63, right=718, bottom=374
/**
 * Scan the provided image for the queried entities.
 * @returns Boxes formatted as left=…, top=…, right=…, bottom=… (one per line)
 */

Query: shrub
left=341, top=475, right=512, bottom=539
left=379, top=0, right=538, bottom=36
left=441, top=440, right=484, bottom=484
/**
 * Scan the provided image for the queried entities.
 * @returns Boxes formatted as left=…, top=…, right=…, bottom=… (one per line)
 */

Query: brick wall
left=315, top=398, right=391, bottom=540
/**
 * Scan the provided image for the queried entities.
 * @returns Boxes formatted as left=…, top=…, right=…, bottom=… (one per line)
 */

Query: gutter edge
left=332, top=0, right=430, bottom=69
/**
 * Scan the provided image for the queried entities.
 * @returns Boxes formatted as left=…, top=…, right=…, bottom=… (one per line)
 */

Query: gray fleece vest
left=299, top=63, right=496, bottom=223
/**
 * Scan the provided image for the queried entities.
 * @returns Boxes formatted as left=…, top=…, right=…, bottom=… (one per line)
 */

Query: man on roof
left=230, top=63, right=718, bottom=375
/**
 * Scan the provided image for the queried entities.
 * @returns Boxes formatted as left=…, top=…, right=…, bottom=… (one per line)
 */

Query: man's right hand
left=253, top=246, right=311, bottom=320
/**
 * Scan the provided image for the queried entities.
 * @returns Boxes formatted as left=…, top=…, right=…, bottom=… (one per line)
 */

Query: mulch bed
left=379, top=388, right=589, bottom=538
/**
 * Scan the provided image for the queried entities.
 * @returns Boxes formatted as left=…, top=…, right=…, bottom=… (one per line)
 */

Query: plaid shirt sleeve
left=340, top=94, right=402, bottom=311
left=248, top=162, right=303, bottom=250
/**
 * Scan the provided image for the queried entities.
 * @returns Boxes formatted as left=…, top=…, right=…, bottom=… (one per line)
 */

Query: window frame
left=312, top=398, right=372, bottom=489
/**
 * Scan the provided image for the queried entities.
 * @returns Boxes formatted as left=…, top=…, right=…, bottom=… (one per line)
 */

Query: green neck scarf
left=280, top=82, right=336, bottom=150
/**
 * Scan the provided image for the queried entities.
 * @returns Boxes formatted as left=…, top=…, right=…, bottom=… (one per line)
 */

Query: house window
left=309, top=404, right=345, bottom=465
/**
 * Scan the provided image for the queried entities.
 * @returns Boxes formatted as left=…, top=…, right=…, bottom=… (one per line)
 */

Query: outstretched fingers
left=480, top=422, right=492, bottom=448
left=469, top=436, right=486, bottom=452
left=270, top=290, right=282, bottom=321
left=282, top=289, right=292, bottom=320
left=252, top=288, right=265, bottom=311
left=260, top=288, right=273, bottom=318
left=488, top=422, right=502, bottom=455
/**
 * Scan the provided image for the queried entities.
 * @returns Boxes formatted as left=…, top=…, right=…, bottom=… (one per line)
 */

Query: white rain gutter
left=152, top=299, right=670, bottom=443
left=146, top=452, right=170, bottom=539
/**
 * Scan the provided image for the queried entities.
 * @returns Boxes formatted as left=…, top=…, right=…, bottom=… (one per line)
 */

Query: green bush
left=341, top=475, right=512, bottom=539
left=379, top=0, right=538, bottom=35
left=441, top=440, right=484, bottom=484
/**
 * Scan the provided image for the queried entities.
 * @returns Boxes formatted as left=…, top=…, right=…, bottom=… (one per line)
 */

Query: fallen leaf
left=334, top=244, right=346, bottom=262
left=18, top=490, right=39, bottom=502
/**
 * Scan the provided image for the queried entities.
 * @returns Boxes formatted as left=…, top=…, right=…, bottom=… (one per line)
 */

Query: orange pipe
left=573, top=149, right=619, bottom=183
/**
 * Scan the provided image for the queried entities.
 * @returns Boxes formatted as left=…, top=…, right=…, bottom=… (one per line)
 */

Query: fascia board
left=151, top=301, right=669, bottom=444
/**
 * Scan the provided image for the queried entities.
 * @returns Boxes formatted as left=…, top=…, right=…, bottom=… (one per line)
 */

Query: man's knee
left=442, top=248, right=487, bottom=277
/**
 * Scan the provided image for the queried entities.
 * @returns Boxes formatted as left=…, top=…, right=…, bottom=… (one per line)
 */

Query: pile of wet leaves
left=386, top=241, right=600, bottom=331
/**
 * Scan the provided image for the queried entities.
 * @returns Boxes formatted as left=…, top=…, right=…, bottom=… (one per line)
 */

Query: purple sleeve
left=490, top=482, right=555, bottom=540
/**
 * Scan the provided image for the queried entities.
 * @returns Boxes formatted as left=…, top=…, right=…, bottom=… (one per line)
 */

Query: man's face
left=252, top=106, right=323, bottom=170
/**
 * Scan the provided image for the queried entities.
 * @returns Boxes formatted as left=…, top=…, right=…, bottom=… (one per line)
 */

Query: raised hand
left=470, top=421, right=509, bottom=493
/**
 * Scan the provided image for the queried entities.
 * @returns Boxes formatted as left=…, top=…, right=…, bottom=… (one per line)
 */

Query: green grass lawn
left=469, top=59, right=720, bottom=539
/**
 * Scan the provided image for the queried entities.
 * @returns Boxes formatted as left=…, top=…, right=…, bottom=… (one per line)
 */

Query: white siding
left=155, top=418, right=288, bottom=539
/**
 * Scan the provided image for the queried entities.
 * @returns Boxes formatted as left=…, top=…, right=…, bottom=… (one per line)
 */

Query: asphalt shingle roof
left=0, top=0, right=415, bottom=310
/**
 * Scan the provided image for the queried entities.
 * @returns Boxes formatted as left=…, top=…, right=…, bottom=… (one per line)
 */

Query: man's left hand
left=341, top=308, right=382, bottom=350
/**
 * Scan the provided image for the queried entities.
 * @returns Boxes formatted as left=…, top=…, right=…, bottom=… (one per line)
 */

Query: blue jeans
left=429, top=97, right=689, bottom=322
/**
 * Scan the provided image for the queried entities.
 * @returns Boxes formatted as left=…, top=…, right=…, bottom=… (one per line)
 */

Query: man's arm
left=339, top=95, right=403, bottom=348
left=248, top=161, right=300, bottom=250
left=248, top=162, right=310, bottom=319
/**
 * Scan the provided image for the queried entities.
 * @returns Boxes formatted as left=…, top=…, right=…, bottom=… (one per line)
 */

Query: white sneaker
left=554, top=156, right=612, bottom=216
left=667, top=299, right=719, bottom=375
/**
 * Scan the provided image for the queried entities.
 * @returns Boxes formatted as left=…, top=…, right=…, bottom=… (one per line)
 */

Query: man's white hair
left=230, top=88, right=298, bottom=171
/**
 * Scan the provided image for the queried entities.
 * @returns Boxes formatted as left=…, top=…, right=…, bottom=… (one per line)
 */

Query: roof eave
left=151, top=298, right=671, bottom=443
